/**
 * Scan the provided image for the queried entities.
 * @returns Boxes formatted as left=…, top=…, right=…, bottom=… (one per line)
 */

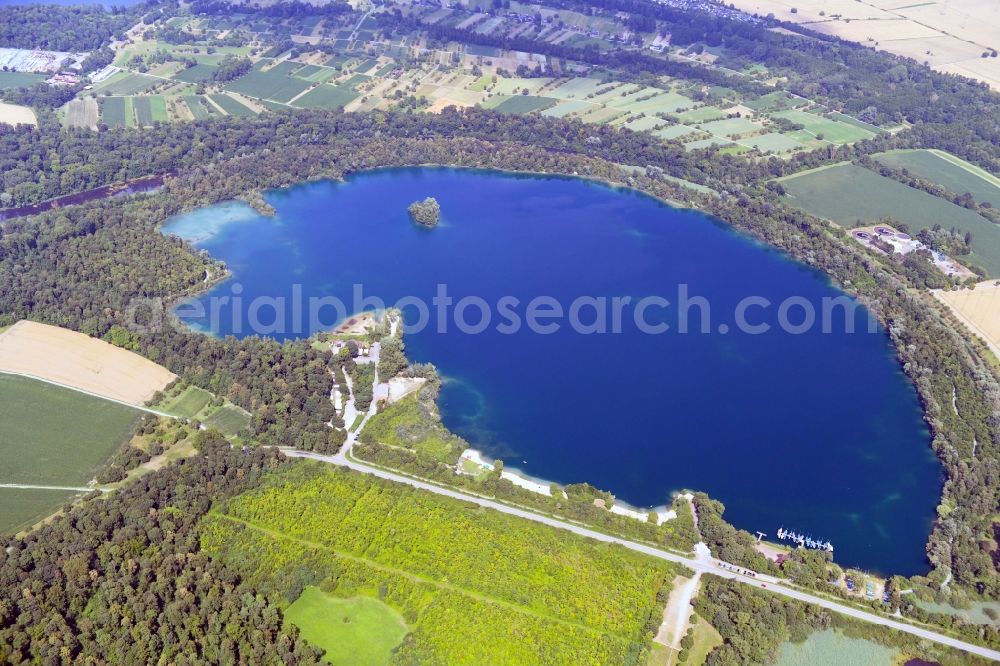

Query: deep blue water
left=163, top=167, right=940, bottom=575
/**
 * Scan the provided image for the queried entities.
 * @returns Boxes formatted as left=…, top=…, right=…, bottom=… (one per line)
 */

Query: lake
left=163, top=167, right=941, bottom=575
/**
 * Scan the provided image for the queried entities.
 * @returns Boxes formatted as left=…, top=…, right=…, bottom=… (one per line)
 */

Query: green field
left=294, top=84, right=360, bottom=110
left=0, top=487, right=79, bottom=534
left=203, top=404, right=251, bottom=437
left=779, top=163, right=1000, bottom=275
left=874, top=149, right=1000, bottom=207
left=132, top=96, right=167, bottom=125
left=678, top=106, right=727, bottom=123
left=774, top=629, right=898, bottom=666
left=209, top=93, right=257, bottom=117
left=738, top=132, right=805, bottom=153
left=698, top=117, right=762, bottom=138
left=491, top=95, right=558, bottom=114
left=201, top=463, right=675, bottom=665
left=99, top=97, right=132, bottom=128
left=184, top=95, right=220, bottom=120
left=359, top=390, right=463, bottom=463
left=771, top=109, right=875, bottom=144
left=285, top=588, right=409, bottom=666
left=0, top=71, right=46, bottom=89
left=161, top=385, right=213, bottom=418
left=226, top=63, right=312, bottom=103
left=96, top=72, right=159, bottom=95
left=744, top=91, right=800, bottom=112
left=0, top=375, right=140, bottom=486
left=172, top=63, right=219, bottom=83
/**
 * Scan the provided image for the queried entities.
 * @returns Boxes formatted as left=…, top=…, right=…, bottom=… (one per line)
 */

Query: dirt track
left=0, top=321, right=176, bottom=406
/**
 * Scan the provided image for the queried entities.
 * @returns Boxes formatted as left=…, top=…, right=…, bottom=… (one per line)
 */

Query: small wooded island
left=408, top=197, right=441, bottom=228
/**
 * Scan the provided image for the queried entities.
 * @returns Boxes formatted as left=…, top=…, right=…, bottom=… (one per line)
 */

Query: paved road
left=283, top=449, right=1000, bottom=662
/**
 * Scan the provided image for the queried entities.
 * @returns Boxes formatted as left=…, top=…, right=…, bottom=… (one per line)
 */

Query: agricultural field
left=94, top=71, right=160, bottom=96
left=294, top=83, right=360, bottom=109
left=201, top=462, right=676, bottom=665
left=0, top=321, right=176, bottom=406
left=226, top=62, right=312, bottom=103
left=184, top=95, right=221, bottom=120
left=771, top=109, right=877, bottom=144
left=154, top=384, right=251, bottom=437
left=172, top=63, right=219, bottom=83
left=490, top=94, right=558, bottom=114
left=99, top=97, right=132, bottom=128
left=0, top=487, right=79, bottom=534
left=159, top=385, right=213, bottom=418
left=778, top=163, right=1000, bottom=276
left=285, top=587, right=409, bottom=666
left=133, top=96, right=168, bottom=126
left=874, top=149, right=1000, bottom=208
left=0, top=101, right=36, bottom=127
left=208, top=93, right=257, bottom=117
left=0, top=374, right=141, bottom=533
left=0, top=374, right=140, bottom=486
left=202, top=404, right=251, bottom=437
left=934, top=281, right=1000, bottom=357
left=698, top=116, right=763, bottom=138
left=0, top=71, right=45, bottom=89
left=63, top=98, right=98, bottom=129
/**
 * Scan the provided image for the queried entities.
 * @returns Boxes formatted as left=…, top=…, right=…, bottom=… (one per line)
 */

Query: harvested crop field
left=935, top=281, right=1000, bottom=357
left=0, top=101, right=36, bottom=126
left=0, top=321, right=176, bottom=406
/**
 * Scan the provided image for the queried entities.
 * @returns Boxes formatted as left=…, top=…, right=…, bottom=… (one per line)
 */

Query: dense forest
left=0, top=3, right=154, bottom=52
left=0, top=435, right=325, bottom=664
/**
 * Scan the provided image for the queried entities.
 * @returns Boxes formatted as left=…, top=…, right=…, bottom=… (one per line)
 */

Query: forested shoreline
left=0, top=0, right=998, bottom=654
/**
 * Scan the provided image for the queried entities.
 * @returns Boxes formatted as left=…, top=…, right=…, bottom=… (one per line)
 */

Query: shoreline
left=458, top=447, right=679, bottom=526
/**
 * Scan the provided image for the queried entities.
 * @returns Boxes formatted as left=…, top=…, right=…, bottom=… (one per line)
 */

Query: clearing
left=0, top=321, right=176, bottom=406
left=284, top=587, right=409, bottom=666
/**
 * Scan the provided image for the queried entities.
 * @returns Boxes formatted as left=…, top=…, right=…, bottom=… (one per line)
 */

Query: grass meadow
left=285, top=587, right=409, bottom=666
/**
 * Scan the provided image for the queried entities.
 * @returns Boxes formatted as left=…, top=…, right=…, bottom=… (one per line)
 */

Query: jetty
left=776, top=527, right=833, bottom=552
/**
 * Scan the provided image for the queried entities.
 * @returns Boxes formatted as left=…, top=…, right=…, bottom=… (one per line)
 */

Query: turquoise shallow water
left=164, top=167, right=941, bottom=575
